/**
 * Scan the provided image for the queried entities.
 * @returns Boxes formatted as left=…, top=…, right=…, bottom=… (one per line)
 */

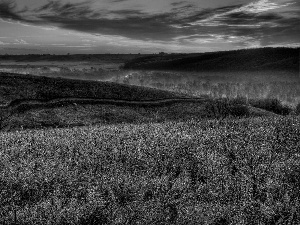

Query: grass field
left=0, top=117, right=299, bottom=224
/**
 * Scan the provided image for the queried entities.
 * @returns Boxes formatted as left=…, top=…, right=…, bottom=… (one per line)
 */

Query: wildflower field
left=0, top=116, right=299, bottom=224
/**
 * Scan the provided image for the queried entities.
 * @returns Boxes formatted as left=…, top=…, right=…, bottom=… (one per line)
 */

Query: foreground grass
left=0, top=117, right=300, bottom=224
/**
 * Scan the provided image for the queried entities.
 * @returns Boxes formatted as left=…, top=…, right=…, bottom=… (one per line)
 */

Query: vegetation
left=0, top=117, right=299, bottom=224
left=114, top=70, right=300, bottom=106
left=249, top=98, right=292, bottom=115
left=2, top=95, right=289, bottom=131
left=2, top=72, right=292, bottom=131
left=205, top=97, right=250, bottom=119
left=123, top=47, right=299, bottom=72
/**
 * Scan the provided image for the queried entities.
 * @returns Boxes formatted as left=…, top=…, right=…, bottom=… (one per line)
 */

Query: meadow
left=0, top=116, right=299, bottom=224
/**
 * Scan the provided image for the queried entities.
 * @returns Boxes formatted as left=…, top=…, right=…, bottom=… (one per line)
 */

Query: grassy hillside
left=123, top=47, right=299, bottom=72
left=0, top=117, right=299, bottom=224
left=0, top=72, right=293, bottom=131
left=2, top=95, right=286, bottom=131
left=0, top=72, right=186, bottom=105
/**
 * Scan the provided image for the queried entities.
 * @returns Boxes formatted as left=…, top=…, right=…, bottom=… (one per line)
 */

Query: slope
left=0, top=72, right=187, bottom=106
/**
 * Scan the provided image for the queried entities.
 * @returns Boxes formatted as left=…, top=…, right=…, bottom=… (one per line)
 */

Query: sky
left=0, top=0, right=299, bottom=54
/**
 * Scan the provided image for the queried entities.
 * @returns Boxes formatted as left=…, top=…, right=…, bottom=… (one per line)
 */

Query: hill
left=123, top=47, right=299, bottom=72
left=0, top=73, right=286, bottom=131
left=0, top=72, right=186, bottom=105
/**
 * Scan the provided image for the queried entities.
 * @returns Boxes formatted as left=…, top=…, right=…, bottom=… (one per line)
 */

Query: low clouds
left=0, top=0, right=299, bottom=52
left=14, top=39, right=28, bottom=44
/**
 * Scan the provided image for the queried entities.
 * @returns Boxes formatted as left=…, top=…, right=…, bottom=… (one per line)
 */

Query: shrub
left=228, top=104, right=250, bottom=117
left=229, top=96, right=249, bottom=105
left=249, top=98, right=292, bottom=115
left=205, top=98, right=250, bottom=118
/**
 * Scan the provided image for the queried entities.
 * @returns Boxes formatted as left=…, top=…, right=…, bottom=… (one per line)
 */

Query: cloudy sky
left=0, top=0, right=299, bottom=54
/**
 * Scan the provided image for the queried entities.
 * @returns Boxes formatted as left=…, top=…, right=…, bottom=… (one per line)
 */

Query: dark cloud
left=171, top=1, right=187, bottom=7
left=178, top=4, right=243, bottom=24
left=109, top=9, right=148, bottom=17
left=37, top=14, right=181, bottom=41
left=0, top=0, right=23, bottom=20
left=222, top=12, right=282, bottom=23
left=35, top=0, right=96, bottom=18
left=110, top=0, right=129, bottom=2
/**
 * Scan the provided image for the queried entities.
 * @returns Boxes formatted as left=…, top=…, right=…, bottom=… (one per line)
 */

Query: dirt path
left=0, top=97, right=208, bottom=111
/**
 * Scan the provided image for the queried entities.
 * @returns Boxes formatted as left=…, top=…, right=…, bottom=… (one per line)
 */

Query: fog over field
left=1, top=59, right=299, bottom=106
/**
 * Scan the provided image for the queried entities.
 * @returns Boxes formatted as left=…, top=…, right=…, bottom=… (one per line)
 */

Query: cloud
left=110, top=0, right=129, bottom=3
left=35, top=0, right=98, bottom=18
left=0, top=0, right=299, bottom=52
left=0, top=0, right=23, bottom=21
left=177, top=0, right=300, bottom=47
left=187, top=0, right=295, bottom=27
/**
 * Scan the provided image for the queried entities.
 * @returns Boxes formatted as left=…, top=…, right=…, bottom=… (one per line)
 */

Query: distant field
left=0, top=54, right=145, bottom=81
left=0, top=117, right=299, bottom=224
left=1, top=48, right=299, bottom=107
left=0, top=54, right=143, bottom=62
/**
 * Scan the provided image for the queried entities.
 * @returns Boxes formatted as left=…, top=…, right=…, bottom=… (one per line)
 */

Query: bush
left=249, top=98, right=292, bottom=115
left=229, top=96, right=249, bottom=105
left=228, top=104, right=250, bottom=117
left=205, top=98, right=250, bottom=118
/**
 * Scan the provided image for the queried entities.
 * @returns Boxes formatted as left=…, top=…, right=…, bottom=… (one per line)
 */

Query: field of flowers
left=0, top=116, right=299, bottom=224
